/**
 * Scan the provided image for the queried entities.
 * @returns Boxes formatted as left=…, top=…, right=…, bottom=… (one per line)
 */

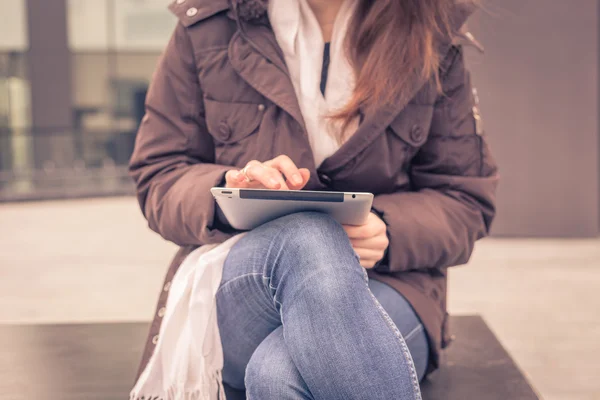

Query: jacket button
left=186, top=7, right=198, bottom=17
left=257, top=104, right=265, bottom=112
left=152, top=335, right=159, bottom=345
left=318, top=172, right=332, bottom=185
left=175, top=0, right=185, bottom=4
left=163, top=281, right=171, bottom=292
left=410, top=125, right=424, bottom=143
left=157, top=307, right=166, bottom=318
left=219, top=121, right=232, bottom=140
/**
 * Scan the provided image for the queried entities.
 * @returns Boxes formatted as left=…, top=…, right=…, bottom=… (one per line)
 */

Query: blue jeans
left=217, top=212, right=429, bottom=400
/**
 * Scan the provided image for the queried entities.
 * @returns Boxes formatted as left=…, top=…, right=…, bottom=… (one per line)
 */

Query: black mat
left=0, top=316, right=539, bottom=400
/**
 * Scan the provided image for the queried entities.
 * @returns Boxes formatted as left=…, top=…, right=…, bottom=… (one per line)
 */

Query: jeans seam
left=216, top=272, right=264, bottom=296
left=364, top=272, right=422, bottom=399
left=267, top=281, right=283, bottom=309
left=403, top=324, right=424, bottom=342
left=261, top=220, right=299, bottom=311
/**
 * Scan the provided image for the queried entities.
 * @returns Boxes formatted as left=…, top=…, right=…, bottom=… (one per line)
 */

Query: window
left=0, top=0, right=177, bottom=201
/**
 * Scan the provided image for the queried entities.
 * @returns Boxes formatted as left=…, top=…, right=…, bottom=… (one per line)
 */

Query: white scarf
left=130, top=2, right=358, bottom=399
left=130, top=234, right=246, bottom=400
left=269, top=0, right=359, bottom=167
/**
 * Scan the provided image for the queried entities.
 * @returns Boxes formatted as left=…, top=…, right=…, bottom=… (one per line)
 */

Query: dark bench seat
left=0, top=316, right=539, bottom=400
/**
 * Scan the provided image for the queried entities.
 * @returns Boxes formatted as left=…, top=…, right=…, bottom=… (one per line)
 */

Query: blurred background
left=0, top=0, right=598, bottom=236
left=1, top=0, right=174, bottom=201
left=0, top=1, right=599, bottom=400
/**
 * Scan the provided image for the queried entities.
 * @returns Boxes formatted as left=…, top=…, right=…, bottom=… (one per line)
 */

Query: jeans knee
left=225, top=211, right=364, bottom=301
left=278, top=212, right=345, bottom=244
left=276, top=212, right=355, bottom=262
left=271, top=212, right=364, bottom=285
left=245, top=359, right=286, bottom=399
left=245, top=330, right=305, bottom=398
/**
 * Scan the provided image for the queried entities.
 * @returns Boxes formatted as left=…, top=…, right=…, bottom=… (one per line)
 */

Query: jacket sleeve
left=129, top=23, right=232, bottom=246
left=373, top=46, right=499, bottom=272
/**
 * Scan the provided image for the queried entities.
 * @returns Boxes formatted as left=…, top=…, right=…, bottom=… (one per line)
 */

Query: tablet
left=211, top=187, right=374, bottom=230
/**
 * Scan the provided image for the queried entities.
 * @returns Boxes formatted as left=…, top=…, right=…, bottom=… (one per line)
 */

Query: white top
left=268, top=0, right=359, bottom=167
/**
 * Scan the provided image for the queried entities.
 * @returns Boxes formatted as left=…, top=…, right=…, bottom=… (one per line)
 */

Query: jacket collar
left=449, top=1, right=478, bottom=35
left=168, top=0, right=230, bottom=27
left=169, top=0, right=267, bottom=27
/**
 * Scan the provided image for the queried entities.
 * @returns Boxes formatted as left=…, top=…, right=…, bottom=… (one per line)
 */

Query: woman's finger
left=359, top=259, right=376, bottom=269
left=297, top=168, right=311, bottom=189
left=243, top=163, right=277, bottom=188
left=245, top=163, right=289, bottom=190
left=344, top=214, right=387, bottom=239
left=264, top=167, right=290, bottom=190
left=344, top=223, right=380, bottom=240
left=353, top=247, right=385, bottom=263
left=227, top=157, right=309, bottom=190
left=224, top=169, right=250, bottom=188
left=350, top=235, right=389, bottom=252
left=265, top=155, right=304, bottom=189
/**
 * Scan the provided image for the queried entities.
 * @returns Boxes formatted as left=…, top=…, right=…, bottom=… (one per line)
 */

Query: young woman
left=129, top=0, right=498, bottom=398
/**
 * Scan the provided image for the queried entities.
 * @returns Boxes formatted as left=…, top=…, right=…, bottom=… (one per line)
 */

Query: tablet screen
left=239, top=189, right=344, bottom=203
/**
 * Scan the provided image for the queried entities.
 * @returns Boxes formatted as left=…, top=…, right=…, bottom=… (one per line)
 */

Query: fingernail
left=270, top=179, right=280, bottom=187
left=292, top=174, right=302, bottom=185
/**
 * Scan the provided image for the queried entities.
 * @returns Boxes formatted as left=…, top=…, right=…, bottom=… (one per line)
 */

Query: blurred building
left=0, top=0, right=598, bottom=238
left=0, top=0, right=175, bottom=201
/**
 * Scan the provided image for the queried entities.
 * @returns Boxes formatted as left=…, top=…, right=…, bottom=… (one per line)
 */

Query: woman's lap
left=216, top=212, right=429, bottom=396
left=242, top=281, right=429, bottom=393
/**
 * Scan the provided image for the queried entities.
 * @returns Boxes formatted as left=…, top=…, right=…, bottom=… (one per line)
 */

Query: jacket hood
left=233, top=0, right=477, bottom=31
left=233, top=0, right=268, bottom=21
left=171, top=0, right=477, bottom=33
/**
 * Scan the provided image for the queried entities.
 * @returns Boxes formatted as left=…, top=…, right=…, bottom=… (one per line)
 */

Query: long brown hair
left=334, top=0, right=458, bottom=138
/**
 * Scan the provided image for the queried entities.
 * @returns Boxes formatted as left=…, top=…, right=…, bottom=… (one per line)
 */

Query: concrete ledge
left=0, top=316, right=539, bottom=399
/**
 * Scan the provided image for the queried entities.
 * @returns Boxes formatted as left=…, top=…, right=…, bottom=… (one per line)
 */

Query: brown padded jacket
left=129, top=0, right=499, bottom=379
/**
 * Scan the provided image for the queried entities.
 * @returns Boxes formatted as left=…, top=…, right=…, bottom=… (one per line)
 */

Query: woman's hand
left=343, top=212, right=389, bottom=269
left=225, top=156, right=311, bottom=190
left=216, top=156, right=310, bottom=226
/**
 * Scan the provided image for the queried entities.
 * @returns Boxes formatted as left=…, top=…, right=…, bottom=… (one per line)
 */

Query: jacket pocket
left=204, top=99, right=265, bottom=144
left=389, top=104, right=434, bottom=148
